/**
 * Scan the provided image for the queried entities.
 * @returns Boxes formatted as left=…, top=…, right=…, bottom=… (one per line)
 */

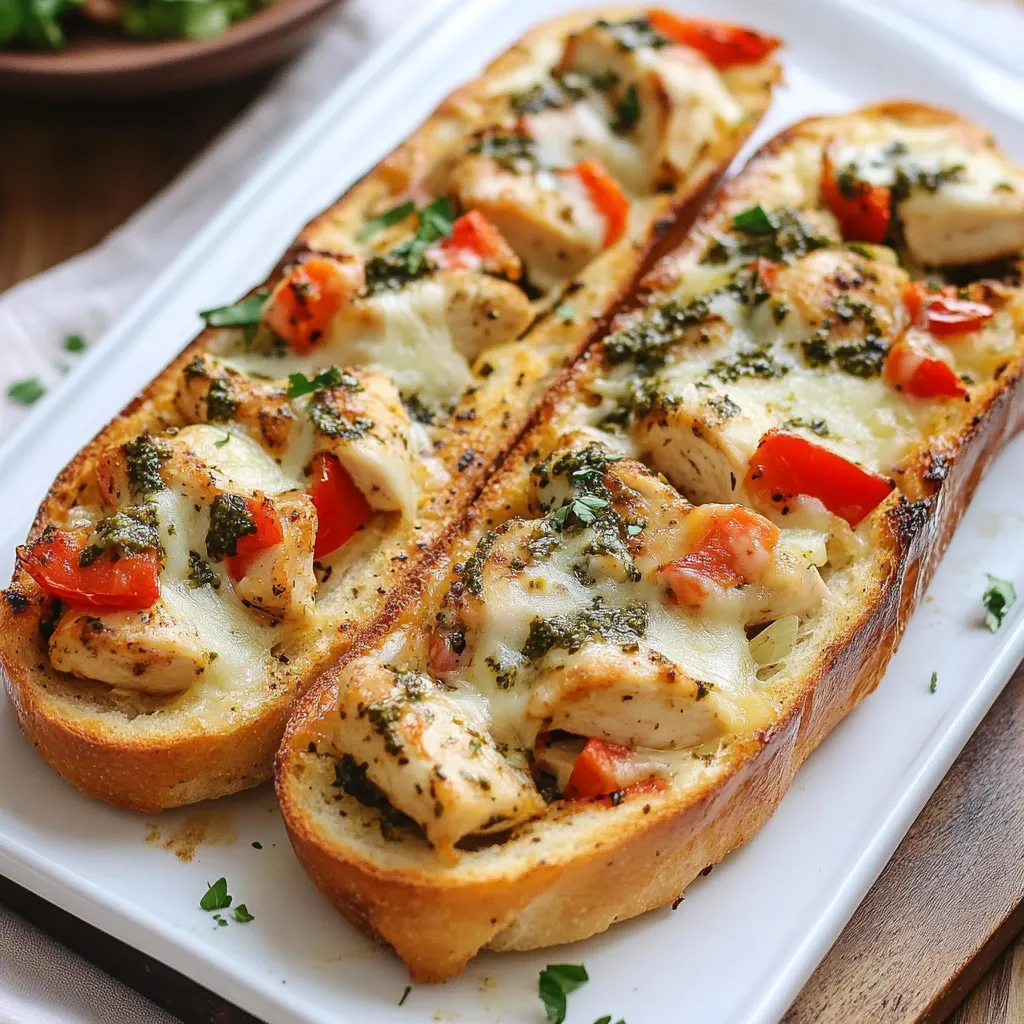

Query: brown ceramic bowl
left=0, top=0, right=342, bottom=99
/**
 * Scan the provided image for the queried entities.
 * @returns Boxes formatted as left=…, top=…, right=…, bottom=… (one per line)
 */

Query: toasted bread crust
left=276, top=103, right=1024, bottom=980
left=0, top=10, right=779, bottom=810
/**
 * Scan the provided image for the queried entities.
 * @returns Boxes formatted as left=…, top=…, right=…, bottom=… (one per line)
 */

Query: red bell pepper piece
left=820, top=151, right=891, bottom=244
left=564, top=738, right=665, bottom=801
left=225, top=496, right=284, bottom=580
left=647, top=9, right=781, bottom=68
left=745, top=429, right=894, bottom=528
left=884, top=337, right=967, bottom=400
left=263, top=257, right=356, bottom=354
left=570, top=159, right=630, bottom=247
left=23, top=529, right=160, bottom=611
left=660, top=506, right=780, bottom=608
left=433, top=210, right=521, bottom=279
left=309, top=453, right=372, bottom=559
left=902, top=281, right=994, bottom=338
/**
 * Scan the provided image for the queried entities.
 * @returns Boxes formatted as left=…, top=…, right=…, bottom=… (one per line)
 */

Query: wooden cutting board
left=785, top=667, right=1024, bottom=1023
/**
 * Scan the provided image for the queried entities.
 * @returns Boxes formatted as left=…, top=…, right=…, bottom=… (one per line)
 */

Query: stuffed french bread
left=276, top=101, right=1024, bottom=982
left=0, top=9, right=781, bottom=811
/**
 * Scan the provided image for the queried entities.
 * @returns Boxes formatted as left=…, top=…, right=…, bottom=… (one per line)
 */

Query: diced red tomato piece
left=569, top=160, right=630, bottom=247
left=646, top=9, right=781, bottom=68
left=433, top=210, right=521, bottom=280
left=309, top=453, right=372, bottom=559
left=23, top=530, right=160, bottom=611
left=820, top=152, right=891, bottom=244
left=225, top=496, right=284, bottom=580
left=884, top=338, right=966, bottom=400
left=745, top=429, right=894, bottom=528
left=902, top=281, right=994, bottom=338
left=564, top=738, right=664, bottom=800
left=660, top=506, right=779, bottom=608
left=749, top=257, right=780, bottom=291
left=262, top=257, right=357, bottom=354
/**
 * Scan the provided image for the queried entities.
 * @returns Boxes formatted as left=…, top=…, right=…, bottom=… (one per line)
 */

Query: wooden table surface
left=1, top=75, right=1023, bottom=1024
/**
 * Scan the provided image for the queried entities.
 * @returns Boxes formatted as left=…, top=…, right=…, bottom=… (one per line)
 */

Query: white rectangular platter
left=1, top=2, right=1023, bottom=1022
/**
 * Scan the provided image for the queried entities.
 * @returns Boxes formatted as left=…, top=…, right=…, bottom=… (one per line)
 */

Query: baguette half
left=0, top=9, right=780, bottom=811
left=276, top=101, right=1024, bottom=981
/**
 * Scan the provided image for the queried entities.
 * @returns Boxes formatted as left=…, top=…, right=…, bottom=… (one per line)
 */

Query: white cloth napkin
left=0, top=4, right=416, bottom=1021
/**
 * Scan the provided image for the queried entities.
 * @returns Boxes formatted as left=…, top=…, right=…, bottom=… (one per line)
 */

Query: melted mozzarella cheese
left=177, top=424, right=304, bottom=493
left=150, top=485, right=278, bottom=691
left=222, top=279, right=472, bottom=409
left=453, top=521, right=767, bottom=747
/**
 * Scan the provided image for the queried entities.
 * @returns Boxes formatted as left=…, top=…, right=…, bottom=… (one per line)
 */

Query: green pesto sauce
left=522, top=596, right=648, bottom=662
left=205, top=377, right=240, bottom=423
left=123, top=433, right=169, bottom=496
left=187, top=550, right=220, bottom=589
left=309, top=393, right=374, bottom=440
left=205, top=493, right=256, bottom=561
left=704, top=206, right=831, bottom=266
left=79, top=504, right=163, bottom=567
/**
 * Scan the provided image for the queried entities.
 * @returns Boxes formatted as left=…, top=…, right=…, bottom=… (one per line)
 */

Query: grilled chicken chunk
left=320, top=270, right=533, bottom=369
left=307, top=369, right=417, bottom=517
left=554, top=21, right=743, bottom=192
left=829, top=132, right=1024, bottom=266
left=901, top=175, right=1024, bottom=266
left=49, top=598, right=213, bottom=695
left=528, top=642, right=737, bottom=749
left=634, top=381, right=766, bottom=506
left=337, top=659, right=544, bottom=855
left=175, top=355, right=297, bottom=456
left=450, top=154, right=605, bottom=290
left=232, top=491, right=318, bottom=625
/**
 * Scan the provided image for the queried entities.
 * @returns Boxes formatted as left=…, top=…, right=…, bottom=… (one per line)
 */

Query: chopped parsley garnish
left=205, top=493, right=257, bottom=561
left=286, top=366, right=360, bottom=399
left=363, top=197, right=456, bottom=294
left=214, top=433, right=231, bottom=448
left=63, top=333, right=88, bottom=353
left=613, top=83, right=641, bottom=134
left=539, top=964, right=589, bottom=1024
left=200, top=877, right=231, bottom=911
left=732, top=204, right=776, bottom=234
left=199, top=291, right=269, bottom=328
left=251, top=841, right=262, bottom=849
left=929, top=671, right=938, bottom=694
left=706, top=206, right=831, bottom=265
left=7, top=378, right=44, bottom=405
left=983, top=574, right=1016, bottom=632
left=548, top=495, right=608, bottom=529
left=233, top=904, right=254, bottom=923
left=123, top=433, right=169, bottom=496
left=356, top=200, right=416, bottom=242
left=555, top=304, right=576, bottom=321
left=593, top=1018, right=626, bottom=1024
